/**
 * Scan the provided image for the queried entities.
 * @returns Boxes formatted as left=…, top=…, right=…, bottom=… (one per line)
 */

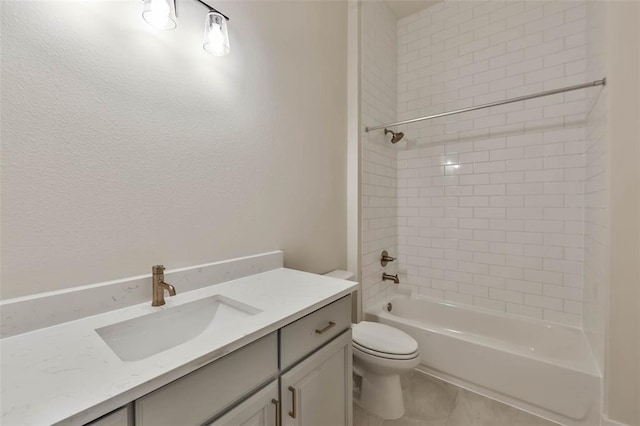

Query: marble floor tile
left=445, top=388, right=519, bottom=426
left=396, top=373, right=458, bottom=424
left=354, top=404, right=384, bottom=426
left=355, top=372, right=560, bottom=426
left=384, top=417, right=445, bottom=426
left=513, top=410, right=561, bottom=426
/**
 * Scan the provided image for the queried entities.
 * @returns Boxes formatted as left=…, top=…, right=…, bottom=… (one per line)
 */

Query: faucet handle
left=152, top=265, right=165, bottom=274
left=380, top=250, right=396, bottom=267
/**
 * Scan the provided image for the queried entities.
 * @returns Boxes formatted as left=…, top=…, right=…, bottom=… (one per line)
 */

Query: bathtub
left=366, top=295, right=601, bottom=426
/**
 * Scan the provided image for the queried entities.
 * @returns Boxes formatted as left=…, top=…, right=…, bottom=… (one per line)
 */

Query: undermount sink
left=96, top=295, right=261, bottom=362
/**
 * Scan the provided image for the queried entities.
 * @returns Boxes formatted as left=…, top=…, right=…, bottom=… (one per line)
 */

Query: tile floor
left=354, top=372, right=560, bottom=426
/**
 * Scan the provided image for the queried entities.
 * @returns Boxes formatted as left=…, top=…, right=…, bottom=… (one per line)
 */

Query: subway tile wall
left=583, top=0, right=608, bottom=373
left=361, top=1, right=399, bottom=310
left=394, top=1, right=588, bottom=326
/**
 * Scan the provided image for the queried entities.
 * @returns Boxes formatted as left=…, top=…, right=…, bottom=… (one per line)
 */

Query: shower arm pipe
left=365, top=78, right=606, bottom=132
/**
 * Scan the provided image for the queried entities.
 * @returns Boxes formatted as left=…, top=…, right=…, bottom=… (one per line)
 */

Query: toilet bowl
left=352, top=321, right=420, bottom=420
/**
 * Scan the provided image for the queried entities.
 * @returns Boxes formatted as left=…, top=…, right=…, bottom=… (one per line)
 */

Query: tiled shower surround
left=362, top=1, right=595, bottom=328
left=396, top=129, right=585, bottom=326
left=583, top=0, right=608, bottom=372
left=361, top=0, right=399, bottom=306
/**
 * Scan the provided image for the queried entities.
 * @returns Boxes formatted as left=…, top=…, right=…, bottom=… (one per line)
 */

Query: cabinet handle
left=315, top=321, right=336, bottom=335
left=271, top=399, right=281, bottom=426
left=288, top=386, right=297, bottom=418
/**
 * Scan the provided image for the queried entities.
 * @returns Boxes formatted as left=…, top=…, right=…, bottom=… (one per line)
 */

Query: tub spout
left=382, top=273, right=400, bottom=284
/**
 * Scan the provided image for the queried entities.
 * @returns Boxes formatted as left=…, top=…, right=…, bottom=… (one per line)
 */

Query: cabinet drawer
left=207, top=380, right=278, bottom=426
left=136, top=332, right=278, bottom=426
left=280, top=295, right=351, bottom=370
left=86, top=406, right=131, bottom=426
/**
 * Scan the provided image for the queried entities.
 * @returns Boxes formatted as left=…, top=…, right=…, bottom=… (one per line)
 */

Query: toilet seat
left=352, top=321, right=419, bottom=359
left=353, top=341, right=419, bottom=360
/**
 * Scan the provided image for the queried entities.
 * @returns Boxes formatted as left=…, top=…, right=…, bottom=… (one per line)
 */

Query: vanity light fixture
left=142, top=0, right=177, bottom=30
left=203, top=11, right=230, bottom=56
left=141, top=0, right=231, bottom=56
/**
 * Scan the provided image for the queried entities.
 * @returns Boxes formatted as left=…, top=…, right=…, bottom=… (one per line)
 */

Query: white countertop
left=0, top=268, right=357, bottom=426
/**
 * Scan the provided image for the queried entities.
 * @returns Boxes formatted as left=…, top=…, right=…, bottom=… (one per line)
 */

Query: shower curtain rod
left=365, top=78, right=607, bottom=132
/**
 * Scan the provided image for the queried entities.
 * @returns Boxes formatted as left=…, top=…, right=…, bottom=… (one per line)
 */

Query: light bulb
left=203, top=11, right=230, bottom=56
left=142, top=0, right=177, bottom=31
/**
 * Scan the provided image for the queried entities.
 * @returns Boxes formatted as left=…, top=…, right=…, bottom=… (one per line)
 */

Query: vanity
left=0, top=252, right=358, bottom=426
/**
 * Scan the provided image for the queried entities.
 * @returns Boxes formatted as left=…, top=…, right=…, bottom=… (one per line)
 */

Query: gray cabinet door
left=280, top=330, right=352, bottom=426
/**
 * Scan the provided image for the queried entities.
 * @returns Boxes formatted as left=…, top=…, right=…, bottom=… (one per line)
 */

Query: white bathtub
left=366, top=295, right=601, bottom=426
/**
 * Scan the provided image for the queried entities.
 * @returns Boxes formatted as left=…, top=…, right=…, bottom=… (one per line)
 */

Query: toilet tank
left=323, top=270, right=358, bottom=322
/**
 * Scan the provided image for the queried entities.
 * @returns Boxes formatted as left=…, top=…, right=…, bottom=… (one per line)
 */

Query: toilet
left=323, top=270, right=421, bottom=420
left=352, top=321, right=420, bottom=419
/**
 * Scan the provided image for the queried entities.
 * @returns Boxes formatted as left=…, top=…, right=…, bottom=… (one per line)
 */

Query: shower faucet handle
left=380, top=250, right=396, bottom=267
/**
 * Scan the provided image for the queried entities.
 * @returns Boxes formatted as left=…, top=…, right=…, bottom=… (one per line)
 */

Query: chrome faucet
left=152, top=265, right=177, bottom=306
left=382, top=273, right=400, bottom=284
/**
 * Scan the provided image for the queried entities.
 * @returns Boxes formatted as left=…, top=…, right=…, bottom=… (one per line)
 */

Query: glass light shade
left=142, top=0, right=177, bottom=31
left=203, top=12, right=230, bottom=56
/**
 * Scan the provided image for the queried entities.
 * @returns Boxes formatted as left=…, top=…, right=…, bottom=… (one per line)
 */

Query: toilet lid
left=352, top=321, right=418, bottom=355
left=352, top=341, right=419, bottom=360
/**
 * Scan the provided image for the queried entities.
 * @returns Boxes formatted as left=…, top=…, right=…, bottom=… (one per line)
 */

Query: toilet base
left=354, top=371, right=404, bottom=420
